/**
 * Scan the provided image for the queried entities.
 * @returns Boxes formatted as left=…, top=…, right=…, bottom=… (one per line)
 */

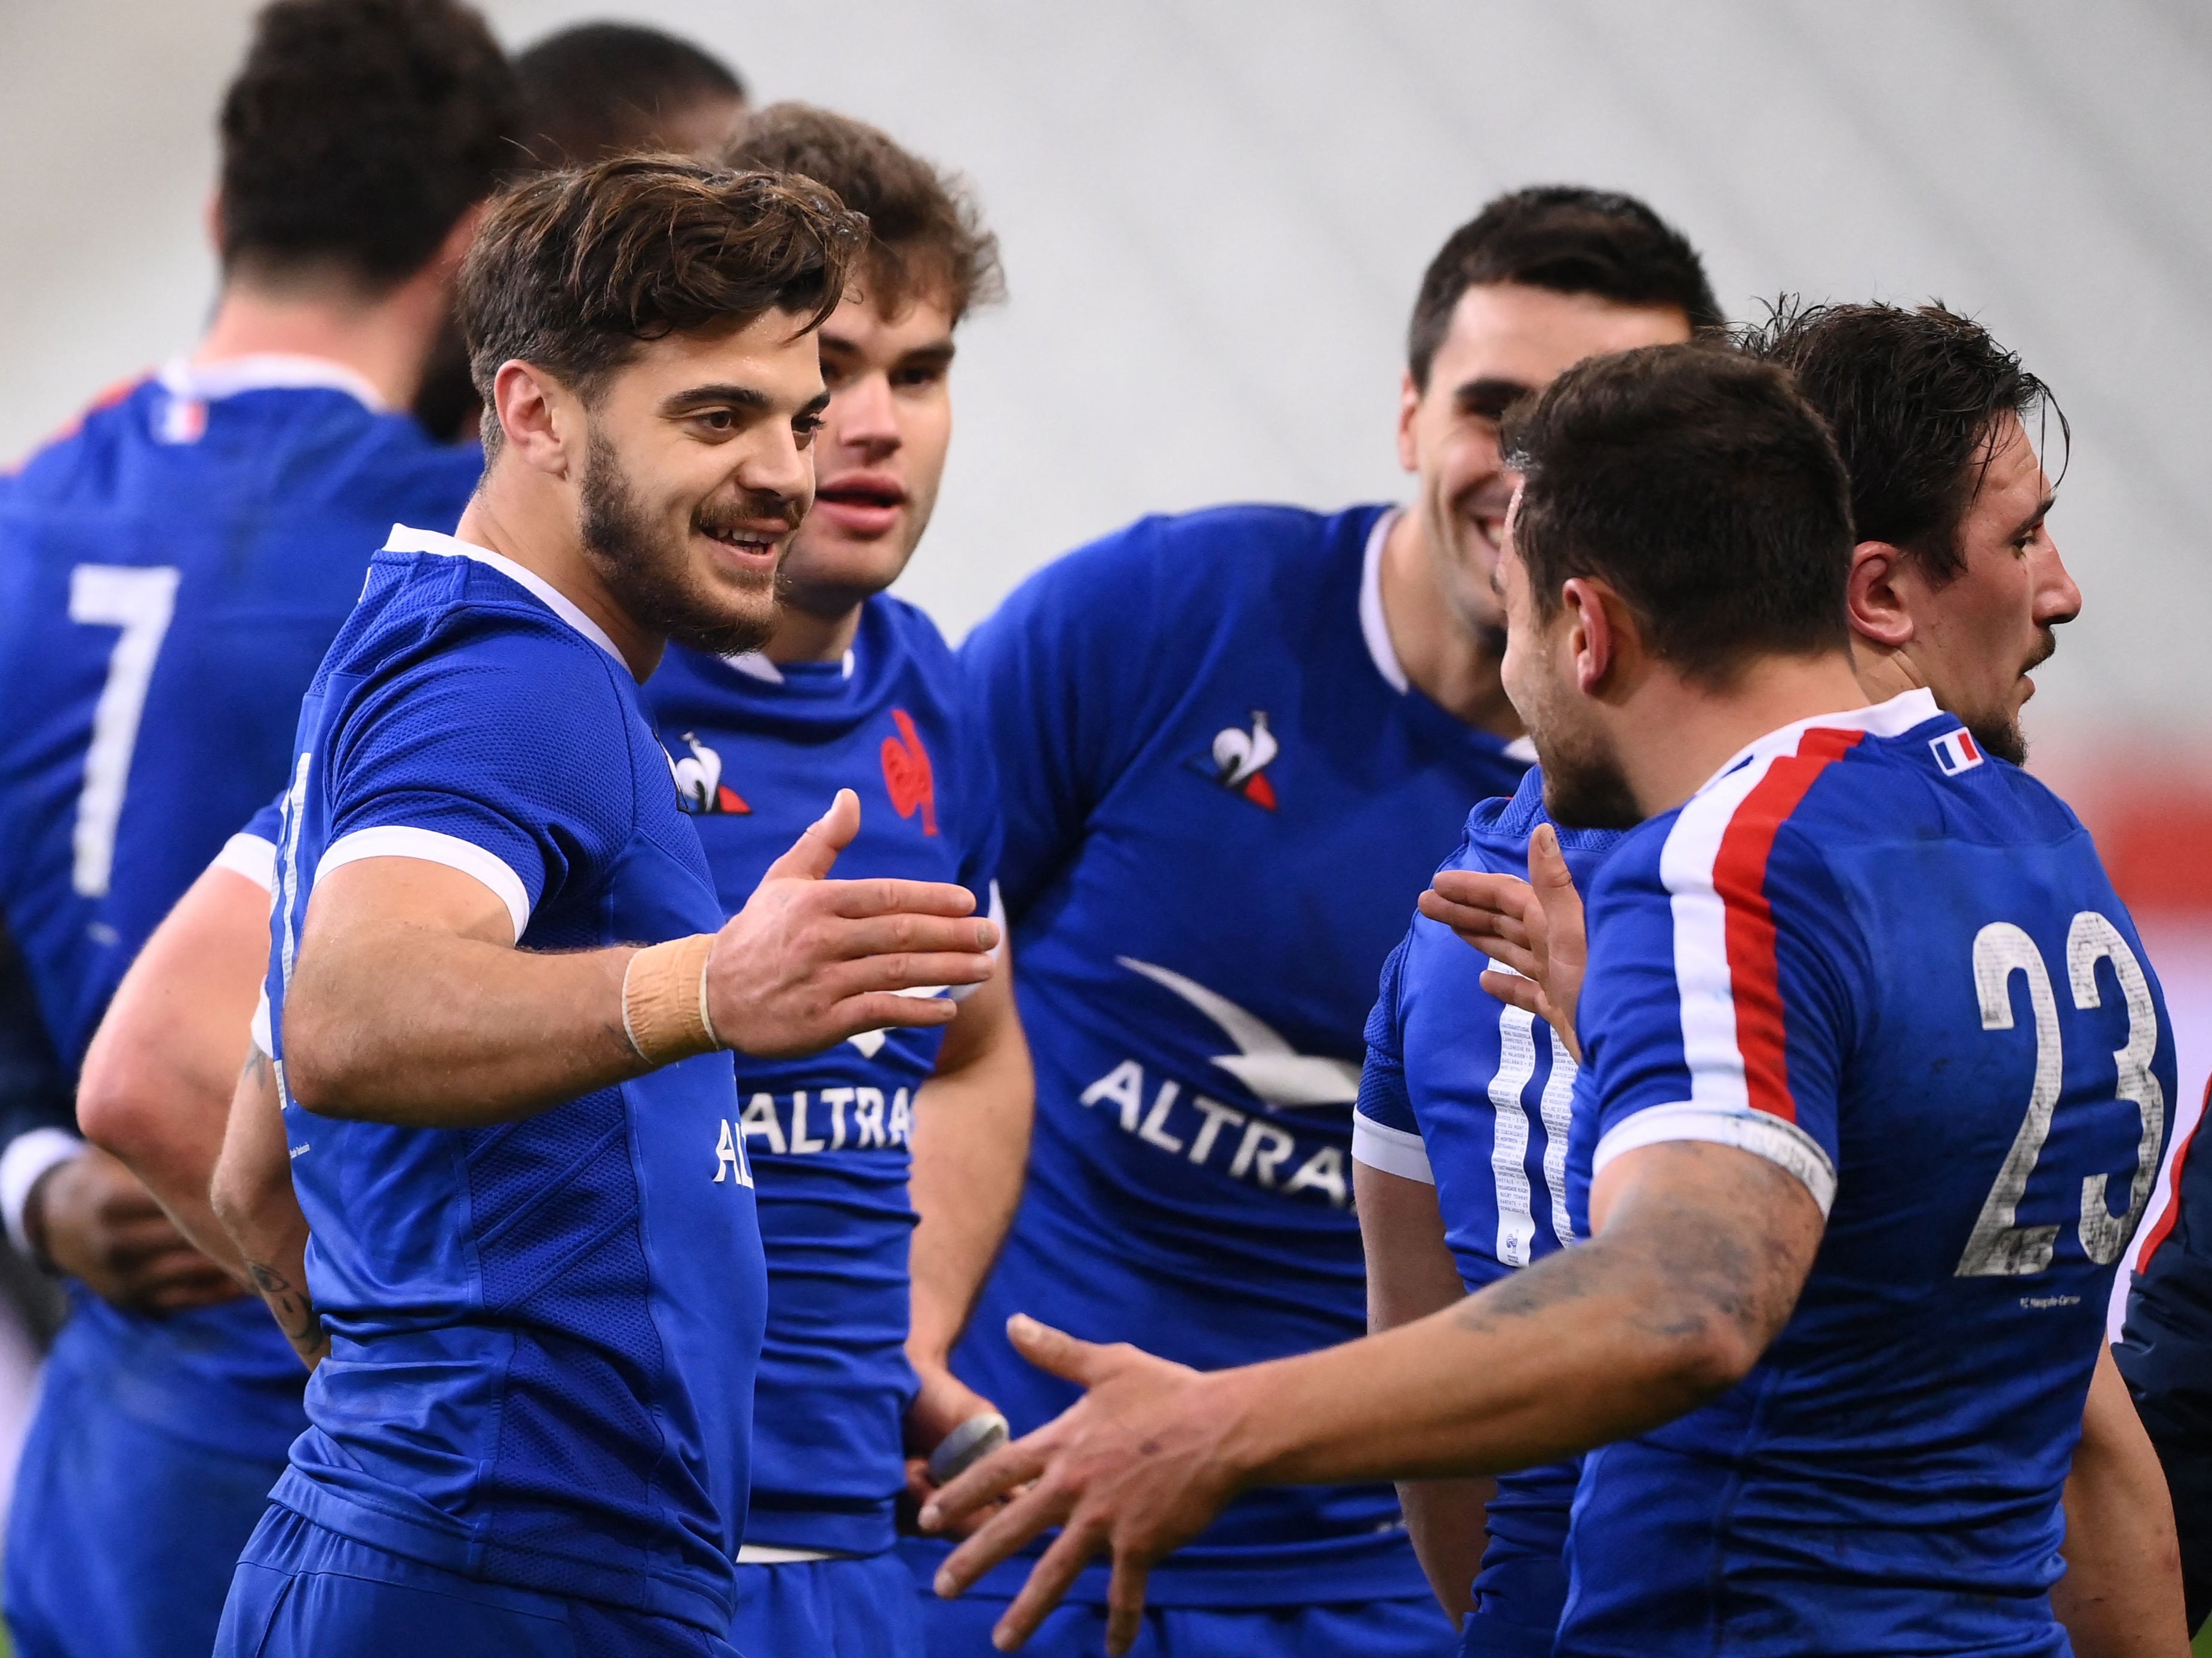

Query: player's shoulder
left=334, top=531, right=633, bottom=705
left=974, top=501, right=1387, bottom=644
left=1, top=374, right=161, bottom=498
left=861, top=589, right=958, bottom=680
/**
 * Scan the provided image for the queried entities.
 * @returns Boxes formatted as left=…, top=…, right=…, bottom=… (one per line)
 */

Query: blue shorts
left=214, top=1505, right=741, bottom=1658
left=918, top=1589, right=1455, bottom=1657
left=4, top=1352, right=287, bottom=1658
left=731, top=1554, right=924, bottom=1656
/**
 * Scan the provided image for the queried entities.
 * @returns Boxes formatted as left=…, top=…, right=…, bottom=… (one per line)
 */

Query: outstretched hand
left=706, top=790, right=999, bottom=1059
left=1417, top=822, right=1589, bottom=1060
left=920, top=1315, right=1246, bottom=1654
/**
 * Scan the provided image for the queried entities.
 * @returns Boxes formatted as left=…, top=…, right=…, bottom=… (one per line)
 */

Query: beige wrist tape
left=622, top=934, right=721, bottom=1065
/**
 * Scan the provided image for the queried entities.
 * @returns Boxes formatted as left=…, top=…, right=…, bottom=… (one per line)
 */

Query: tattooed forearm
left=245, top=1258, right=328, bottom=1370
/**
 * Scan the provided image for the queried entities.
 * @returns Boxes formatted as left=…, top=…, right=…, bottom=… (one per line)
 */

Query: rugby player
left=210, top=156, right=997, bottom=1654
left=1360, top=303, right=2185, bottom=1654
left=904, top=189, right=1719, bottom=1655
left=922, top=343, right=2178, bottom=1658
left=0, top=5, right=518, bottom=1653
left=85, top=14, right=759, bottom=1260
left=662, top=105, right=1030, bottom=1656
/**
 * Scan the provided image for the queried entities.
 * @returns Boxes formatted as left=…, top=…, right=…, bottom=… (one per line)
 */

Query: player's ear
left=490, top=361, right=574, bottom=480
left=1395, top=370, right=1421, bottom=474
left=1845, top=540, right=1915, bottom=650
left=1560, top=576, right=1617, bottom=695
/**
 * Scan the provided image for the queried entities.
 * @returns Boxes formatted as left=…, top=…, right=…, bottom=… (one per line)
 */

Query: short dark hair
left=1741, top=300, right=2066, bottom=585
left=513, top=22, right=745, bottom=167
left=726, top=103, right=1004, bottom=323
left=462, top=156, right=865, bottom=454
left=218, top=0, right=520, bottom=290
left=1504, top=343, right=1853, bottom=683
left=1408, top=187, right=1723, bottom=390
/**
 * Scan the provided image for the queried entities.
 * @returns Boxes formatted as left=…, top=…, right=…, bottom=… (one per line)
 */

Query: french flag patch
left=1931, top=729, right=1984, bottom=776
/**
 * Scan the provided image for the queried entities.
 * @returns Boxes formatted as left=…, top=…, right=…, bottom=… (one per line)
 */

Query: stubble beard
left=1532, top=714, right=1645, bottom=831
left=578, top=428, right=783, bottom=658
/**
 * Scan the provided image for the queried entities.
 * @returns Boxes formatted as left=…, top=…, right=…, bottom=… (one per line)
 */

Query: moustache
left=694, top=490, right=805, bottom=539
left=2023, top=629, right=2057, bottom=674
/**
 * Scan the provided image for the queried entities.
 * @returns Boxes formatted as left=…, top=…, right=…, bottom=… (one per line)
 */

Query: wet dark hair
left=218, top=0, right=520, bottom=290
left=1504, top=342, right=1853, bottom=683
left=1741, top=300, right=2066, bottom=585
left=462, top=156, right=866, bottom=455
left=1407, top=186, right=1723, bottom=390
left=512, top=22, right=745, bottom=167
left=726, top=103, right=1004, bottom=323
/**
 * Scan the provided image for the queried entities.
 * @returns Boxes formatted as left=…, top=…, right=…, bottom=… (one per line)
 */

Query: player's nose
left=2033, top=533, right=2082, bottom=628
left=833, top=371, right=901, bottom=456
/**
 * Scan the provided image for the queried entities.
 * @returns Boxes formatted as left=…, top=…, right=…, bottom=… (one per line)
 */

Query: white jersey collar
left=1359, top=508, right=1409, bottom=694
left=160, top=354, right=387, bottom=413
left=721, top=647, right=856, bottom=685
left=381, top=524, right=629, bottom=672
left=1696, top=687, right=1943, bottom=798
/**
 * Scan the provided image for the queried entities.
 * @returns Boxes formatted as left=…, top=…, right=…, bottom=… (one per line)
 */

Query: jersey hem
left=896, top=1531, right=1432, bottom=1608
left=266, top=1466, right=735, bottom=1632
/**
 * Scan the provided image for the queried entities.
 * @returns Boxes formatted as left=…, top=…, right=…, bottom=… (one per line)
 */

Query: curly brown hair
left=462, top=155, right=867, bottom=453
left=726, top=103, right=1003, bottom=323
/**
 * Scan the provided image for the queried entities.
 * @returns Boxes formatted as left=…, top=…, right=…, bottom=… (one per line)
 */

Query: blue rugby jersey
left=644, top=596, right=1001, bottom=1558
left=1559, top=690, right=2175, bottom=1658
left=1352, top=766, right=1623, bottom=1643
left=262, top=527, right=765, bottom=1630
left=941, top=503, right=1531, bottom=1605
left=0, top=357, right=479, bottom=1460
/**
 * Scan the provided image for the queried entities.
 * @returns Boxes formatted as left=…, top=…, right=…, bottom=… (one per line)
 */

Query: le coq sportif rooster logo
left=1193, top=710, right=1279, bottom=810
left=881, top=708, right=937, bottom=836
left=669, top=733, right=749, bottom=815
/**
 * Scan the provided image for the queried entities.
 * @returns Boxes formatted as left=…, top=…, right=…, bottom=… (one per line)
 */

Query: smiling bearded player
left=208, top=157, right=1000, bottom=1657
left=901, top=188, right=1720, bottom=1657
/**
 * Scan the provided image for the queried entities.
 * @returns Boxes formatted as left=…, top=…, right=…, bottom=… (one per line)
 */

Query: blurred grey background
left=4, top=0, right=2208, bottom=748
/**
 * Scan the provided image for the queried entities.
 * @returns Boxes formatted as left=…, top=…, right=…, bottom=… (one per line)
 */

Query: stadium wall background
left=2, top=0, right=2208, bottom=1551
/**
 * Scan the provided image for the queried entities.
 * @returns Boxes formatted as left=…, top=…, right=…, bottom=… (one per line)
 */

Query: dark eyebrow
left=660, top=383, right=772, bottom=417
left=2005, top=491, right=2057, bottom=542
left=1456, top=376, right=1536, bottom=420
left=819, top=332, right=959, bottom=370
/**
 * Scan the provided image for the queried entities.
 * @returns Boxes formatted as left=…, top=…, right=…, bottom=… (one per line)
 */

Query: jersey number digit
left=1956, top=914, right=2165, bottom=1278
left=67, top=564, right=180, bottom=898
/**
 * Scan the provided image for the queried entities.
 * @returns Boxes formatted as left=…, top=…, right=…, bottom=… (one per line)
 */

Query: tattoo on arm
left=245, top=1258, right=328, bottom=1368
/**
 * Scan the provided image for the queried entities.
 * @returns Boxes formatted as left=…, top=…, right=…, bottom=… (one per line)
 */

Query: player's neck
left=761, top=586, right=865, bottom=665
left=193, top=269, right=444, bottom=413
left=1616, top=651, right=1872, bottom=819
left=454, top=472, right=666, bottom=684
left=1378, top=508, right=1523, bottom=738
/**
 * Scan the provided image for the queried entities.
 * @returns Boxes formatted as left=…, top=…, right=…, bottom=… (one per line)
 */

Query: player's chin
left=667, top=572, right=779, bottom=657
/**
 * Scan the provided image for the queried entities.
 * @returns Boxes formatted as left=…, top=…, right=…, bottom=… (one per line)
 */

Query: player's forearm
left=211, top=1049, right=327, bottom=1369
left=1216, top=1234, right=1747, bottom=1490
left=908, top=978, right=1033, bottom=1365
left=76, top=866, right=272, bottom=1279
left=2053, top=1344, right=2190, bottom=1658
left=1400, top=1476, right=1491, bottom=1626
left=284, top=923, right=644, bottom=1127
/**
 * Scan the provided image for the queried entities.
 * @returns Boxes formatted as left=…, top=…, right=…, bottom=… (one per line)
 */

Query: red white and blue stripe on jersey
left=1590, top=690, right=1948, bottom=1215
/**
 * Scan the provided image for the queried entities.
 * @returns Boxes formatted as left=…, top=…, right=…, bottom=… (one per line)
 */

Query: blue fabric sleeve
left=1355, top=937, right=1418, bottom=1137
left=324, top=620, right=638, bottom=928
left=956, top=521, right=1169, bottom=919
left=1580, top=822, right=1862, bottom=1214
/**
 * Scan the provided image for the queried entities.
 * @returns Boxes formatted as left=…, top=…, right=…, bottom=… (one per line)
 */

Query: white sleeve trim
left=315, top=825, right=530, bottom=944
left=1350, top=1112, right=1435, bottom=1184
left=1592, top=1101, right=1837, bottom=1217
left=945, top=881, right=1007, bottom=1004
left=250, top=990, right=274, bottom=1058
left=1, top=1127, right=87, bottom=1256
left=212, top=831, right=278, bottom=894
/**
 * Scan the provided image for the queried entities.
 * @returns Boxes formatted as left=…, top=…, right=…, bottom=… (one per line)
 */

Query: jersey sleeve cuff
left=1350, top=1112, right=1434, bottom=1184
left=1, top=1127, right=87, bottom=1256
left=1592, top=1103, right=1837, bottom=1217
left=315, top=826, right=532, bottom=943
left=946, top=881, right=1006, bottom=1004
left=211, top=831, right=278, bottom=894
